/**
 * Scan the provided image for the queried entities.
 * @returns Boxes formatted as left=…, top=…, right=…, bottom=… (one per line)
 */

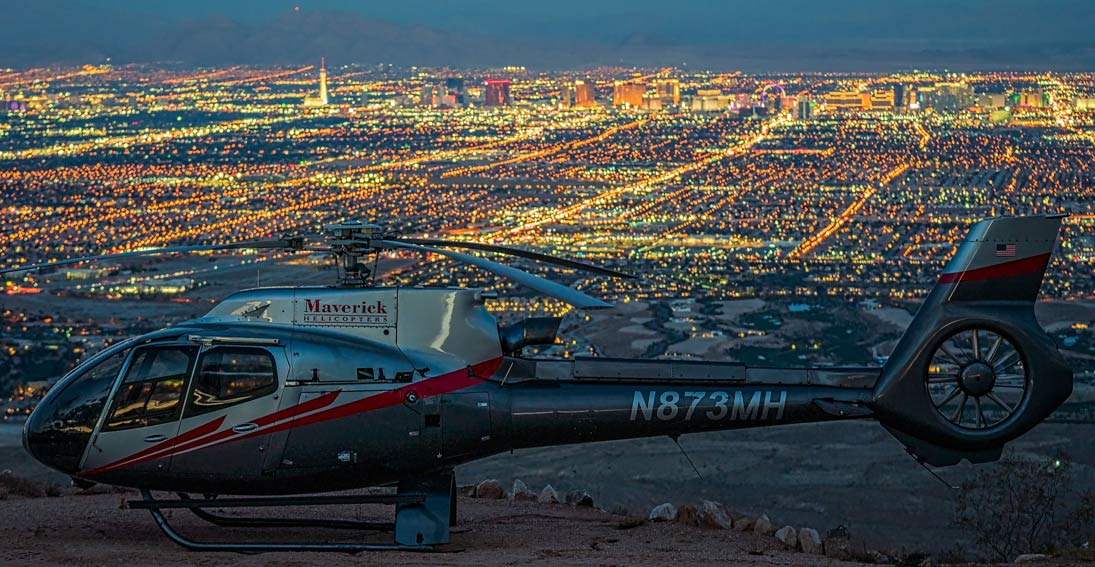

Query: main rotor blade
left=401, top=239, right=635, bottom=279
left=0, top=238, right=302, bottom=275
left=379, top=240, right=612, bottom=309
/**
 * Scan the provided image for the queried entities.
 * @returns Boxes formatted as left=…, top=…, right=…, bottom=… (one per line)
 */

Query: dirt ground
left=4, top=418, right=1094, bottom=560
left=3, top=487, right=1092, bottom=567
left=0, top=490, right=875, bottom=567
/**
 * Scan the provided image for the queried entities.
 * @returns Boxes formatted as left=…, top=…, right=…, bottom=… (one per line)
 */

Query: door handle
left=143, top=434, right=168, bottom=443
left=232, top=423, right=259, bottom=433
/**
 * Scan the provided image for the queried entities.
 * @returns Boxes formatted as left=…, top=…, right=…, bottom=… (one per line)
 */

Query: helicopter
left=7, top=214, right=1072, bottom=552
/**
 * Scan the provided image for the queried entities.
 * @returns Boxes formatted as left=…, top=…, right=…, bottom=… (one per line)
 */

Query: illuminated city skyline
left=1, top=62, right=1094, bottom=410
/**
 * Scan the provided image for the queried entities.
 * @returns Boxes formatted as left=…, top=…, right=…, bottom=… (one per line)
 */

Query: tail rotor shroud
left=871, top=214, right=1072, bottom=466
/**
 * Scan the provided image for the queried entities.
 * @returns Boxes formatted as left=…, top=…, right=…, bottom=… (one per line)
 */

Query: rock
left=1014, top=554, right=1049, bottom=564
left=824, top=525, right=855, bottom=560
left=733, top=516, right=754, bottom=531
left=774, top=526, right=798, bottom=549
left=675, top=504, right=699, bottom=526
left=698, top=500, right=733, bottom=529
left=458, top=484, right=477, bottom=497
left=566, top=489, right=594, bottom=507
left=510, top=479, right=536, bottom=501
left=537, top=484, right=560, bottom=504
left=648, top=502, right=677, bottom=522
left=753, top=514, right=775, bottom=535
left=798, top=527, right=823, bottom=554
left=475, top=479, right=505, bottom=499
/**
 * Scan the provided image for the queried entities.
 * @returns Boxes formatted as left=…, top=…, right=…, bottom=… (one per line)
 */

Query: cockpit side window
left=186, top=347, right=277, bottom=416
left=103, top=346, right=197, bottom=431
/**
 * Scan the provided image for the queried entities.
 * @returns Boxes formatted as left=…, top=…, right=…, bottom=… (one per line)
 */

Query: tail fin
left=872, top=215, right=1072, bottom=466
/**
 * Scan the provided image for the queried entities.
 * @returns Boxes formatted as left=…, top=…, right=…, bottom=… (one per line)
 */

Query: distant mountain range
left=2, top=9, right=1094, bottom=71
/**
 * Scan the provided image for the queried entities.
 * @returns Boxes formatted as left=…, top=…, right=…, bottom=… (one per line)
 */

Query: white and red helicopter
left=7, top=215, right=1072, bottom=551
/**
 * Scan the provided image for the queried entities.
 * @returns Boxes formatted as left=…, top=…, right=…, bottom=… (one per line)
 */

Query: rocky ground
left=457, top=420, right=1095, bottom=554
left=4, top=417, right=1094, bottom=560
left=1, top=476, right=1092, bottom=567
left=0, top=485, right=865, bottom=567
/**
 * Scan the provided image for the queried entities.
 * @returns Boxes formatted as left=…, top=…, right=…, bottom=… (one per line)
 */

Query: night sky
left=3, top=1, right=1095, bottom=69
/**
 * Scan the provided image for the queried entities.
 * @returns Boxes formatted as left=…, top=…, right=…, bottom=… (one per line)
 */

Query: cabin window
left=103, top=346, right=197, bottom=431
left=186, top=347, right=277, bottom=416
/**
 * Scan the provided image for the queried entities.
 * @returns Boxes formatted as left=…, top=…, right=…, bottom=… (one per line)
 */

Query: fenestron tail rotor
left=927, top=328, right=1029, bottom=430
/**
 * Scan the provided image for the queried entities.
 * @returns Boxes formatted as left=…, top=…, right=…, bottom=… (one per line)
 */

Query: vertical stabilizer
left=871, top=215, right=1072, bottom=466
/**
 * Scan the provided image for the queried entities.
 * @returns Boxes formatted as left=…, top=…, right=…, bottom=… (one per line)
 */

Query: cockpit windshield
left=24, top=344, right=132, bottom=473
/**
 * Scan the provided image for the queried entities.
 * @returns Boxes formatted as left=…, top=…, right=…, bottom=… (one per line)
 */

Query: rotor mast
left=324, top=221, right=385, bottom=287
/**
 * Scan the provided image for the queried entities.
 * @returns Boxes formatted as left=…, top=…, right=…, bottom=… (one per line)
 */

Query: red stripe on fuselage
left=937, top=253, right=1051, bottom=285
left=204, top=358, right=503, bottom=450
left=82, top=359, right=501, bottom=476
left=82, top=389, right=342, bottom=476
left=81, top=415, right=226, bottom=476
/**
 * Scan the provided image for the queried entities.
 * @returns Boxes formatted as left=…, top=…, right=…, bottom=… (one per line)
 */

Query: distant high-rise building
left=1018, top=90, right=1045, bottom=108
left=655, top=79, right=681, bottom=105
left=796, top=95, right=813, bottom=120
left=444, top=77, right=466, bottom=106
left=823, top=90, right=865, bottom=111
left=560, top=84, right=574, bottom=107
left=574, top=80, right=596, bottom=107
left=893, top=84, right=906, bottom=110
left=303, top=57, right=331, bottom=107
left=484, top=79, right=511, bottom=107
left=918, top=82, right=973, bottom=113
left=613, top=81, right=646, bottom=107
left=823, top=89, right=893, bottom=111
left=319, top=57, right=328, bottom=105
left=976, top=93, right=1008, bottom=110
left=691, top=89, right=729, bottom=112
left=868, top=90, right=894, bottom=110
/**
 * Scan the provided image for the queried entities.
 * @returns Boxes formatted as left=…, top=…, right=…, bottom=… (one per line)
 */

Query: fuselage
left=19, top=215, right=1078, bottom=494
left=22, top=285, right=877, bottom=494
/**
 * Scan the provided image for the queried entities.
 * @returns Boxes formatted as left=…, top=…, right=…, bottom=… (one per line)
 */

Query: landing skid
left=129, top=472, right=456, bottom=553
left=180, top=493, right=396, bottom=531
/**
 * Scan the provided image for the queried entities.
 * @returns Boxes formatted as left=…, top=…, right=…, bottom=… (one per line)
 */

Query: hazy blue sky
left=16, top=0, right=1095, bottom=46
left=3, top=1, right=1095, bottom=68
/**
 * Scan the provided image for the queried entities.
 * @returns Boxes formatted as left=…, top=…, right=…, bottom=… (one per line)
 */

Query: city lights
left=1, top=64, right=1094, bottom=416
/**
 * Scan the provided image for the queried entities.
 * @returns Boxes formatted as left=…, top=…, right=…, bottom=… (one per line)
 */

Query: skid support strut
left=129, top=471, right=456, bottom=553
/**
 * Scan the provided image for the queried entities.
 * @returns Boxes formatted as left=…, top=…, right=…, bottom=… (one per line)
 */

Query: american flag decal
left=996, top=243, right=1017, bottom=257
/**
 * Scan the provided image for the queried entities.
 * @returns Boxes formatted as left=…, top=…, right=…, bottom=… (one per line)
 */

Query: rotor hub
left=959, top=361, right=996, bottom=397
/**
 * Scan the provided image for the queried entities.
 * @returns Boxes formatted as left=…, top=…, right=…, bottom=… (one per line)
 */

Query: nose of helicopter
left=22, top=402, right=85, bottom=475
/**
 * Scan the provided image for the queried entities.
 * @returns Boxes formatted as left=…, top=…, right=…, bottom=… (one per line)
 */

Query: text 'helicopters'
left=8, top=215, right=1072, bottom=552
